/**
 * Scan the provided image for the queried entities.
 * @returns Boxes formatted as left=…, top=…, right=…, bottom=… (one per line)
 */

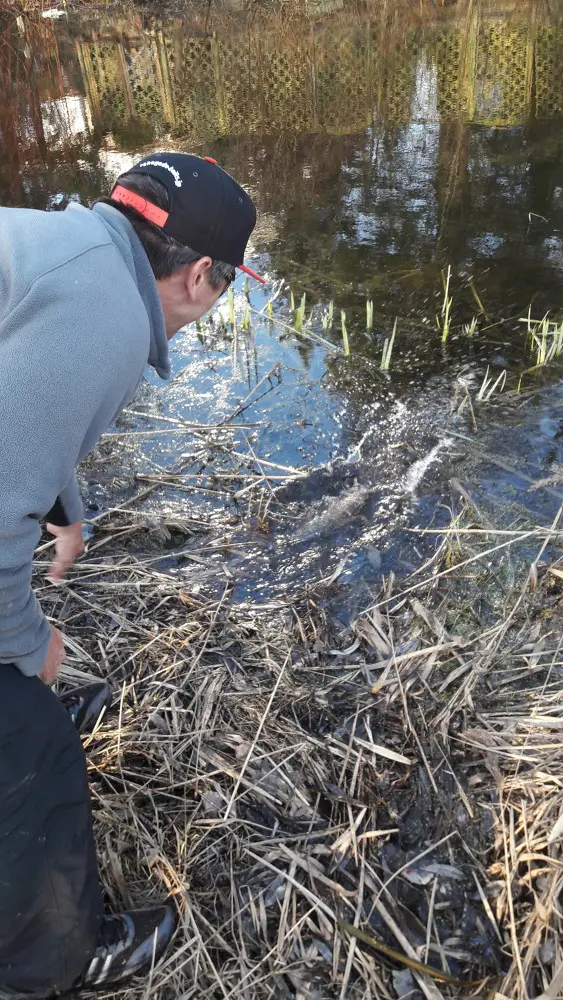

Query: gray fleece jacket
left=0, top=202, right=170, bottom=676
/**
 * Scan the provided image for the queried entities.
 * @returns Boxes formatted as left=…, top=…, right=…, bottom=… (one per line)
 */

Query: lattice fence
left=76, top=12, right=563, bottom=141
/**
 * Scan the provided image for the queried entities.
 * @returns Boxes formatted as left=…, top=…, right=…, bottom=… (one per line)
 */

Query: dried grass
left=29, top=480, right=563, bottom=1000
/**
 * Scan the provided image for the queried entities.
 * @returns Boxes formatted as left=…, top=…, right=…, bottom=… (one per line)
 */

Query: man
left=0, top=153, right=263, bottom=997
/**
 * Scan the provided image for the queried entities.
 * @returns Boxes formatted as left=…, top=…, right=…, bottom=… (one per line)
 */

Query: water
left=3, top=0, right=563, bottom=612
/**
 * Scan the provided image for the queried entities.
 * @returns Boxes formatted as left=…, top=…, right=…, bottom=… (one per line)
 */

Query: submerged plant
left=469, top=279, right=488, bottom=319
left=341, top=310, right=350, bottom=356
left=366, top=299, right=374, bottom=332
left=227, top=285, right=236, bottom=331
left=439, top=265, right=453, bottom=343
left=322, top=300, right=334, bottom=332
left=294, top=293, right=307, bottom=333
left=380, top=318, right=397, bottom=372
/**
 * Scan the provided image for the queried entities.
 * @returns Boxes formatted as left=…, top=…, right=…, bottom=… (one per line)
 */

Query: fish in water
left=290, top=437, right=452, bottom=546
left=292, top=484, right=372, bottom=544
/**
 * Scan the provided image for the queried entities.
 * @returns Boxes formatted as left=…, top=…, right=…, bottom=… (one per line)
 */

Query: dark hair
left=95, top=173, right=236, bottom=288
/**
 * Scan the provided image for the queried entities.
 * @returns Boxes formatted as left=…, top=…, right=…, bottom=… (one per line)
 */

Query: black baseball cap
left=111, top=152, right=265, bottom=283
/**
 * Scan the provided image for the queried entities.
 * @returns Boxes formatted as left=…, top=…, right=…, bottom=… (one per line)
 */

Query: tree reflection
left=1, top=0, right=563, bottom=320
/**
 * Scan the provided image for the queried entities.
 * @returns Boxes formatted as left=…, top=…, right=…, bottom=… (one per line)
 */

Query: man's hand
left=47, top=521, right=85, bottom=581
left=39, top=625, right=65, bottom=685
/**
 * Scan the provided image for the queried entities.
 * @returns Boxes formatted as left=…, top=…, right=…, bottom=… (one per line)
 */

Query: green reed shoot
left=534, top=317, right=563, bottom=365
left=519, top=310, right=563, bottom=367
left=321, top=300, right=334, bottom=332
left=266, top=299, right=274, bottom=319
left=440, top=265, right=452, bottom=343
left=550, top=322, right=563, bottom=360
left=232, top=322, right=238, bottom=371
left=366, top=299, right=374, bottom=332
left=227, top=286, right=236, bottom=331
left=289, top=290, right=295, bottom=313
left=341, top=310, right=350, bottom=356
left=294, top=293, right=307, bottom=332
left=380, top=318, right=397, bottom=371
left=464, top=316, right=478, bottom=338
left=242, top=305, right=251, bottom=331
left=534, top=316, right=550, bottom=365
left=469, top=279, right=489, bottom=319
left=477, top=366, right=506, bottom=402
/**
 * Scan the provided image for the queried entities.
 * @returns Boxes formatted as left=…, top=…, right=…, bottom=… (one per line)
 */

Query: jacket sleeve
left=0, top=248, right=149, bottom=677
left=0, top=437, right=81, bottom=678
left=45, top=474, right=84, bottom=527
left=0, top=525, right=50, bottom=677
left=0, top=477, right=83, bottom=677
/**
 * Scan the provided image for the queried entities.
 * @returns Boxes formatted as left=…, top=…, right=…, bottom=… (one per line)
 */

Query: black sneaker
left=59, top=682, right=112, bottom=735
left=78, top=905, right=176, bottom=989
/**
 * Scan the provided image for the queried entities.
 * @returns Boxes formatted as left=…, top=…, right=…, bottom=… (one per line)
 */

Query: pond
left=3, top=0, right=563, bottom=615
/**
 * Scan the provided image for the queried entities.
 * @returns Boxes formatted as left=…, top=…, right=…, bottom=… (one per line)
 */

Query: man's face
left=156, top=259, right=231, bottom=339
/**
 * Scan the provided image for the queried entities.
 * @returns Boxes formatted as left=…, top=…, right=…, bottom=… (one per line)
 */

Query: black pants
left=0, top=667, right=103, bottom=997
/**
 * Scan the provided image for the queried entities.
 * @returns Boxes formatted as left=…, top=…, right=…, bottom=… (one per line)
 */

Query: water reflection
left=3, top=0, right=563, bottom=604
left=3, top=2, right=563, bottom=318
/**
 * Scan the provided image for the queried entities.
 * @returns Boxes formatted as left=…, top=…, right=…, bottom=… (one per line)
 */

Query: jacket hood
left=87, top=202, right=171, bottom=379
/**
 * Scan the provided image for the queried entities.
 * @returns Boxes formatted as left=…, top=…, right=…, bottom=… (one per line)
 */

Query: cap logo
left=138, top=159, right=183, bottom=188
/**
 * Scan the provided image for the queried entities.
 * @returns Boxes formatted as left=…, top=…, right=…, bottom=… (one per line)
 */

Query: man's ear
left=184, top=257, right=213, bottom=300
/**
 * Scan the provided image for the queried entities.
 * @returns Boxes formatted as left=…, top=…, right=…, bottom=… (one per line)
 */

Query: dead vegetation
left=31, top=479, right=563, bottom=1000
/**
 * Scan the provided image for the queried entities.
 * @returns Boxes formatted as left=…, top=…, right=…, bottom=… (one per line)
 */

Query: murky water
left=3, top=0, right=563, bottom=610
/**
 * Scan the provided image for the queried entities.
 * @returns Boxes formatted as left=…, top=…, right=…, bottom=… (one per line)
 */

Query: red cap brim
left=238, top=263, right=266, bottom=284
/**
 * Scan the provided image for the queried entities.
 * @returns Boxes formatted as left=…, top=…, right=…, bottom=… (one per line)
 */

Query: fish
left=292, top=484, right=373, bottom=543
left=290, top=437, right=452, bottom=546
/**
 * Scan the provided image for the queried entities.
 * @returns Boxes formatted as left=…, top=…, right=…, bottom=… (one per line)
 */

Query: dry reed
left=30, top=476, right=563, bottom=1000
